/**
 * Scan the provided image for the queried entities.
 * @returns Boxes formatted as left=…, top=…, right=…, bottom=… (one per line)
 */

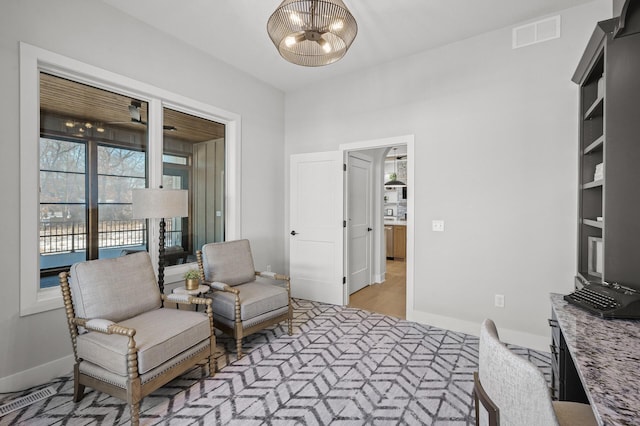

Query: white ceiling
left=101, top=0, right=595, bottom=92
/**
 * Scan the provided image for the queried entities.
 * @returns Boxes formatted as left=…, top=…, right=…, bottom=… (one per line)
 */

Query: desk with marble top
left=550, top=293, right=640, bottom=425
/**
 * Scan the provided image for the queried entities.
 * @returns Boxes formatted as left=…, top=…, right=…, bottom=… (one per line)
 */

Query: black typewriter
left=565, top=280, right=640, bottom=319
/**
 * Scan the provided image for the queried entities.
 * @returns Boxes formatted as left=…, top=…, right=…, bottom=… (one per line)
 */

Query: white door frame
left=340, top=135, right=415, bottom=317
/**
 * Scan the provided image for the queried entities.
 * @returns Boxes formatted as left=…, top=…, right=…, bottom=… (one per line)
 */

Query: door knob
left=290, top=230, right=298, bottom=236
left=367, top=227, right=373, bottom=232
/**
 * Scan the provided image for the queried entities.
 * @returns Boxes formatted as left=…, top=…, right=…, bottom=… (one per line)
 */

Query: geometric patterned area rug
left=0, top=299, right=550, bottom=425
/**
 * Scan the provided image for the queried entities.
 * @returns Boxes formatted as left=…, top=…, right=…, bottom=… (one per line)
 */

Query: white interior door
left=289, top=151, right=344, bottom=305
left=347, top=153, right=372, bottom=295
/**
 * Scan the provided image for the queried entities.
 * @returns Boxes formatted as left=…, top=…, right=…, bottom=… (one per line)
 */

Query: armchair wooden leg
left=206, top=304, right=216, bottom=376
left=236, top=338, right=243, bottom=359
left=73, top=364, right=85, bottom=402
left=129, top=402, right=140, bottom=426
left=208, top=335, right=217, bottom=374
left=127, top=380, right=141, bottom=426
left=208, top=355, right=216, bottom=376
left=207, top=339, right=216, bottom=376
left=234, top=294, right=243, bottom=359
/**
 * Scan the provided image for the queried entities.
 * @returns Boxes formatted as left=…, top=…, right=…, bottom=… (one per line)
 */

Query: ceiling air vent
left=512, top=15, right=561, bottom=49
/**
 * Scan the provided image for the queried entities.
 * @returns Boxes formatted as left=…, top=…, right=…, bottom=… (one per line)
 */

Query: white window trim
left=19, top=42, right=242, bottom=316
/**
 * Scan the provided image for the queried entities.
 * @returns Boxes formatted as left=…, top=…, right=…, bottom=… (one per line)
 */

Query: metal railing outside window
left=40, top=219, right=183, bottom=255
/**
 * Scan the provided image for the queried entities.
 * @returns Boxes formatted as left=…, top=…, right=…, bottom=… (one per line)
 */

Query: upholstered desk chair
left=473, top=319, right=597, bottom=426
left=59, top=252, right=216, bottom=426
left=197, top=239, right=292, bottom=359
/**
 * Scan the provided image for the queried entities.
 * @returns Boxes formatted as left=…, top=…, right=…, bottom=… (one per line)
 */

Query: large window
left=38, top=74, right=227, bottom=289
left=20, top=43, right=241, bottom=315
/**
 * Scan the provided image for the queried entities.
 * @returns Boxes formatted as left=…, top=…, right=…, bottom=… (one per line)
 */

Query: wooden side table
left=173, top=285, right=209, bottom=311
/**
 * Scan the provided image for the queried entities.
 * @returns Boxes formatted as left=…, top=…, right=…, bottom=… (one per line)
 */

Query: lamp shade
left=267, top=0, right=357, bottom=67
left=132, top=189, right=188, bottom=219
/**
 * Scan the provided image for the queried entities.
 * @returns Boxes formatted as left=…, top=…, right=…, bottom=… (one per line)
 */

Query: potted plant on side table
left=183, top=269, right=201, bottom=291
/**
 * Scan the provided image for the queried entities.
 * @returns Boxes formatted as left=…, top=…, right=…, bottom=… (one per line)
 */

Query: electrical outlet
left=494, top=294, right=505, bottom=308
left=432, top=220, right=445, bottom=232
left=266, top=264, right=271, bottom=272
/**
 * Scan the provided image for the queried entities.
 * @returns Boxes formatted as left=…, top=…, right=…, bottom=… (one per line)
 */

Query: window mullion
left=148, top=99, right=164, bottom=187
left=86, top=140, right=99, bottom=260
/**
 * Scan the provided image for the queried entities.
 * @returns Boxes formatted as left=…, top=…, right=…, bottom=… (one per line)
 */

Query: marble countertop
left=384, top=219, right=407, bottom=226
left=550, top=293, right=640, bottom=425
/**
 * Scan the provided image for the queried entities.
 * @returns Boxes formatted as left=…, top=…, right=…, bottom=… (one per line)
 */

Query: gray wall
left=0, top=0, right=285, bottom=389
left=284, top=0, right=612, bottom=349
left=613, top=0, right=626, bottom=16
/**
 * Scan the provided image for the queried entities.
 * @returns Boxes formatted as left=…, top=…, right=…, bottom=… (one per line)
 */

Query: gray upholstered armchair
left=474, top=319, right=596, bottom=426
left=197, top=239, right=292, bottom=359
left=59, top=252, right=216, bottom=426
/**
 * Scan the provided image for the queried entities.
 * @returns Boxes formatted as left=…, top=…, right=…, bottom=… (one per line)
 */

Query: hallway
left=348, top=259, right=406, bottom=319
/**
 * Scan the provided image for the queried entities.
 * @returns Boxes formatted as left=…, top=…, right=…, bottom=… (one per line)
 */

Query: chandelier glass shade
left=267, top=0, right=357, bottom=67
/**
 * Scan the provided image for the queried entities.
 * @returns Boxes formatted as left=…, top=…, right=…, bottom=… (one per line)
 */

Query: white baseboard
left=0, top=354, right=74, bottom=393
left=373, top=273, right=385, bottom=284
left=407, top=308, right=549, bottom=352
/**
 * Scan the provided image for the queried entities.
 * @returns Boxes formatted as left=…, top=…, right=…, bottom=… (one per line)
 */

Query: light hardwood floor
left=348, top=259, right=406, bottom=319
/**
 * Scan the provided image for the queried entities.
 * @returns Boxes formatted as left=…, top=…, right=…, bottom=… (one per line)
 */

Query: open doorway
left=349, top=257, right=406, bottom=318
left=342, top=139, right=411, bottom=319
left=288, top=135, right=413, bottom=313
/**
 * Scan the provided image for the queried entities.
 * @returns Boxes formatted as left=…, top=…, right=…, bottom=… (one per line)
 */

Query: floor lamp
left=132, top=188, right=188, bottom=295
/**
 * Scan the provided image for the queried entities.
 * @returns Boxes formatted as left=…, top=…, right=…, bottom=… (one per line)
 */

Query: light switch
left=432, top=220, right=445, bottom=232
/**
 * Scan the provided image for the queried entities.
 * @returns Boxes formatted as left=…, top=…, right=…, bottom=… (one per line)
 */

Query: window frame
left=20, top=43, right=242, bottom=316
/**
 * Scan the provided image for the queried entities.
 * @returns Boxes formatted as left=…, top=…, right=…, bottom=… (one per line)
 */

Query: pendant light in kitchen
left=384, top=149, right=406, bottom=187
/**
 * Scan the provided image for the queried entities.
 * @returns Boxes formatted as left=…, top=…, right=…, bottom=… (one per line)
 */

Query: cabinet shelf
left=584, top=135, right=604, bottom=154
left=584, top=96, right=604, bottom=120
left=583, top=219, right=603, bottom=228
left=582, top=179, right=603, bottom=189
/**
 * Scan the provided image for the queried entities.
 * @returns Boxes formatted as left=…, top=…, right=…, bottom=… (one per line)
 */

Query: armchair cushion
left=201, top=240, right=256, bottom=286
left=69, top=252, right=161, bottom=323
left=77, top=308, right=210, bottom=375
left=552, top=401, right=598, bottom=426
left=79, top=340, right=211, bottom=388
left=210, top=279, right=289, bottom=321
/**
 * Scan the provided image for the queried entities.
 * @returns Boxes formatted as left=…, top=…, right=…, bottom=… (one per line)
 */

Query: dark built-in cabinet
left=548, top=311, right=588, bottom=402
left=552, top=0, right=640, bottom=404
left=572, top=0, right=640, bottom=290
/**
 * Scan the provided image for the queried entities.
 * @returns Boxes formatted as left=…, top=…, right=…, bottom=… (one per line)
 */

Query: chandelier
left=267, top=0, right=357, bottom=67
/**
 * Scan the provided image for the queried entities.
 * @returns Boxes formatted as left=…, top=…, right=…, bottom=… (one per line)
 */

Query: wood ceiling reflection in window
left=39, top=73, right=225, bottom=144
